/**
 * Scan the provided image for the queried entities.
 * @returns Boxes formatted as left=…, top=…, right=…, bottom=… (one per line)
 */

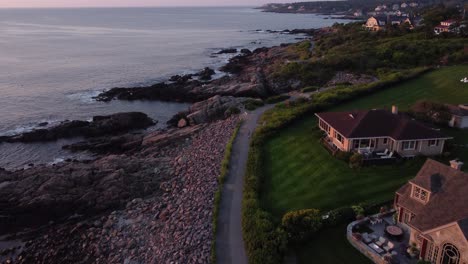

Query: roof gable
left=398, top=159, right=468, bottom=232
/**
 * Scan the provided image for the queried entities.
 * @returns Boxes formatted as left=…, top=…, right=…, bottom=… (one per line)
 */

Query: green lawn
left=296, top=224, right=372, bottom=264
left=260, top=65, right=468, bottom=264
left=262, top=117, right=421, bottom=217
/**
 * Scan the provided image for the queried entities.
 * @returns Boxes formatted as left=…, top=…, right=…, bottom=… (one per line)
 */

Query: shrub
left=225, top=106, right=241, bottom=117
left=349, top=153, right=363, bottom=169
left=409, top=100, right=452, bottom=125
left=244, top=99, right=265, bottom=111
left=322, top=207, right=356, bottom=227
left=352, top=205, right=366, bottom=220
left=265, top=95, right=291, bottom=104
left=281, top=209, right=323, bottom=244
left=335, top=151, right=353, bottom=162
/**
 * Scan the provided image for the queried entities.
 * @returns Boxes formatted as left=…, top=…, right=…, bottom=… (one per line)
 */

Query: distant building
left=364, top=16, right=387, bottom=31
left=447, top=104, right=468, bottom=128
left=409, top=2, right=419, bottom=7
left=434, top=19, right=459, bottom=35
left=392, top=4, right=400, bottom=10
left=395, top=159, right=468, bottom=263
left=401, top=3, right=408, bottom=8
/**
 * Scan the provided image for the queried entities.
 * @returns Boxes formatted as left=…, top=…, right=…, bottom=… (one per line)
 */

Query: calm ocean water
left=0, top=7, right=345, bottom=169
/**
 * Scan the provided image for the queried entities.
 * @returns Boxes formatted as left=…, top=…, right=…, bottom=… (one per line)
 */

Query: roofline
left=315, top=112, right=451, bottom=141
left=348, top=136, right=453, bottom=141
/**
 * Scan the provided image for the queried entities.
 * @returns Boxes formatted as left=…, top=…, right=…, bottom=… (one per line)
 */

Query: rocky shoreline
left=0, top=117, right=239, bottom=264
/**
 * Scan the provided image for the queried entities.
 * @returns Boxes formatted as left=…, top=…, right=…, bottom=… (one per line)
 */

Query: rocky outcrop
left=3, top=117, right=239, bottom=264
left=63, top=134, right=144, bottom=154
left=215, top=48, right=237, bottom=54
left=0, top=112, right=155, bottom=143
left=186, top=95, right=246, bottom=124
left=0, top=154, right=170, bottom=221
left=94, top=44, right=304, bottom=104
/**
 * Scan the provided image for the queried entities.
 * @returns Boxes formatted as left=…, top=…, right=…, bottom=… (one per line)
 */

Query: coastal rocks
left=94, top=80, right=210, bottom=103
left=6, top=117, right=239, bottom=264
left=177, top=118, right=188, bottom=128
left=196, top=67, right=216, bottom=81
left=0, top=112, right=155, bottom=143
left=63, top=134, right=144, bottom=154
left=215, top=48, right=237, bottom=54
left=0, top=154, right=170, bottom=222
left=95, top=43, right=305, bottom=104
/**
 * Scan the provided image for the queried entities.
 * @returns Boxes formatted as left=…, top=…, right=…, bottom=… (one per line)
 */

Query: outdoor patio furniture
left=386, top=225, right=404, bottom=238
left=369, top=242, right=385, bottom=254
left=381, top=152, right=394, bottom=159
left=377, top=149, right=389, bottom=156
left=376, top=236, right=387, bottom=247
left=384, top=242, right=395, bottom=252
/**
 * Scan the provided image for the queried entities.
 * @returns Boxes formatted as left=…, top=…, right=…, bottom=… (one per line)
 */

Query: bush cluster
left=265, top=95, right=291, bottom=104
left=281, top=209, right=323, bottom=244
left=244, top=99, right=265, bottom=111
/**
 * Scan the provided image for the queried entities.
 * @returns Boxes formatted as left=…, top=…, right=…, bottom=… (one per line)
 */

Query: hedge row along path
left=215, top=104, right=276, bottom=264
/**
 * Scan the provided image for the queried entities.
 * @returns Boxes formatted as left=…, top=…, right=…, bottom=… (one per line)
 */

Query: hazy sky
left=0, top=0, right=294, bottom=8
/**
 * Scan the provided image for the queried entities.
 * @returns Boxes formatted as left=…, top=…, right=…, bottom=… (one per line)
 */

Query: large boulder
left=186, top=95, right=246, bottom=124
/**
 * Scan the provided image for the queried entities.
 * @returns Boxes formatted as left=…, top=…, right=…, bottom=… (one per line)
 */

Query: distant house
left=395, top=159, right=468, bottom=263
left=365, top=15, right=416, bottom=31
left=315, top=106, right=451, bottom=157
left=392, top=4, right=400, bottom=10
left=401, top=2, right=408, bottom=9
left=364, top=16, right=387, bottom=31
left=447, top=104, right=468, bottom=128
left=434, top=19, right=459, bottom=35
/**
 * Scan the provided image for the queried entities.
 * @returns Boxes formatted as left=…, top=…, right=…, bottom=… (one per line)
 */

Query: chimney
left=450, top=160, right=464, bottom=171
left=391, top=105, right=398, bottom=115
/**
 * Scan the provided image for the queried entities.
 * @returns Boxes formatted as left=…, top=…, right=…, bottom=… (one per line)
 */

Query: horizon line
left=0, top=5, right=261, bottom=9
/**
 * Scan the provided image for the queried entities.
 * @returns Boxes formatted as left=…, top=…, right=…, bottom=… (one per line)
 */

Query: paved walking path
left=215, top=104, right=274, bottom=264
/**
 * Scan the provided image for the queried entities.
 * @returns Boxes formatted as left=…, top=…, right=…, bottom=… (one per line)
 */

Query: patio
left=358, top=149, right=400, bottom=166
left=347, top=212, right=419, bottom=264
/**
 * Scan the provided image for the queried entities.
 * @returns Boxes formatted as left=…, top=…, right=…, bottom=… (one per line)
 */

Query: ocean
left=0, top=7, right=345, bottom=169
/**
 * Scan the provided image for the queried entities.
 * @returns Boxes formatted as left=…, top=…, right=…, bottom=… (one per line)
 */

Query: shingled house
left=394, top=159, right=468, bottom=263
left=315, top=106, right=451, bottom=158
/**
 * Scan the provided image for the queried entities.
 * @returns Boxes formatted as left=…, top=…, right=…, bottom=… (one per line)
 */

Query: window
left=441, top=243, right=460, bottom=264
left=353, top=140, right=359, bottom=149
left=334, top=131, right=344, bottom=144
left=360, top=139, right=370, bottom=148
left=412, top=186, right=429, bottom=203
left=427, top=242, right=439, bottom=263
left=428, top=140, right=439, bottom=147
left=319, top=120, right=330, bottom=134
left=383, top=138, right=388, bottom=145
left=402, top=210, right=415, bottom=224
left=402, top=141, right=417, bottom=150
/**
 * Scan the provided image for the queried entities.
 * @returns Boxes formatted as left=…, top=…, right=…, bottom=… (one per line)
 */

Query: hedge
left=211, top=121, right=242, bottom=263
left=241, top=67, right=432, bottom=264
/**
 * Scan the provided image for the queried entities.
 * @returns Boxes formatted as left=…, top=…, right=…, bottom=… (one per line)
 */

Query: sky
left=0, top=0, right=294, bottom=8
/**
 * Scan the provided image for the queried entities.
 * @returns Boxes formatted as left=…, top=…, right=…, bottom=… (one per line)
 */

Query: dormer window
left=412, top=185, right=429, bottom=203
